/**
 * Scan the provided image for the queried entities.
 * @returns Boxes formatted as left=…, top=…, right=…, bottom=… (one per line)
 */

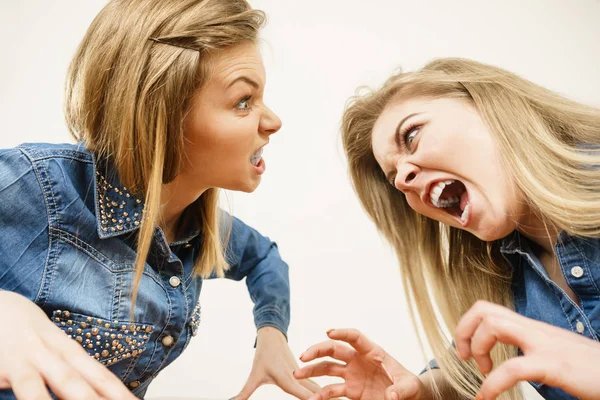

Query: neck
left=159, top=174, right=209, bottom=243
left=516, top=210, right=559, bottom=254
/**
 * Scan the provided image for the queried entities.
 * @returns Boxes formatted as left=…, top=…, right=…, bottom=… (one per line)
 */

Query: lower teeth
left=461, top=204, right=470, bottom=223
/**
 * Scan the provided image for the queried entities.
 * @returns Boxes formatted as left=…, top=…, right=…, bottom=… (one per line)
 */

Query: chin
left=230, top=178, right=261, bottom=193
left=472, top=223, right=514, bottom=242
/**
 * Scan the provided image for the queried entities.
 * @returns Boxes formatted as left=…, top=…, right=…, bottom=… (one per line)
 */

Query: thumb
left=382, top=369, right=423, bottom=400
left=385, top=385, right=406, bottom=400
left=230, top=374, right=262, bottom=400
left=379, top=353, right=408, bottom=384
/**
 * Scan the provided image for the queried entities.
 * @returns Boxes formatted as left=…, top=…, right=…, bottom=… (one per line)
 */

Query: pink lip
left=253, top=157, right=266, bottom=174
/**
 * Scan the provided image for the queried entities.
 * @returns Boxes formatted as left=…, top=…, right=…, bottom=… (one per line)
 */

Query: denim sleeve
left=221, top=214, right=290, bottom=337
left=0, top=148, right=49, bottom=300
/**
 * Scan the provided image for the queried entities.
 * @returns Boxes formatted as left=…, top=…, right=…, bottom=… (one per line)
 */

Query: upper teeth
left=250, top=148, right=263, bottom=166
left=430, top=180, right=459, bottom=208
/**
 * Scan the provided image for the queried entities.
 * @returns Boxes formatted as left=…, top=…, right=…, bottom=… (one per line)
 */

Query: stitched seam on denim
left=254, top=306, right=286, bottom=319
left=26, top=152, right=60, bottom=307
left=574, top=240, right=600, bottom=295
left=506, top=248, right=575, bottom=333
left=140, top=287, right=174, bottom=377
left=121, top=350, right=140, bottom=381
left=56, top=229, right=163, bottom=284
left=111, top=272, right=137, bottom=381
left=117, top=357, right=137, bottom=381
left=556, top=241, right=584, bottom=310
left=56, top=230, right=122, bottom=273
left=553, top=242, right=598, bottom=340
left=572, top=241, right=600, bottom=340
left=508, top=248, right=586, bottom=325
left=18, top=146, right=92, bottom=164
left=63, top=233, right=166, bottom=290
left=521, top=250, right=576, bottom=332
left=179, top=323, right=194, bottom=353
left=145, top=313, right=178, bottom=378
left=254, top=308, right=288, bottom=331
left=570, top=241, right=599, bottom=340
left=17, top=148, right=53, bottom=306
left=123, top=272, right=170, bottom=380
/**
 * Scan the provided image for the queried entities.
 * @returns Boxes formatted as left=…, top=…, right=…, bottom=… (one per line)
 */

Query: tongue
left=460, top=190, right=469, bottom=211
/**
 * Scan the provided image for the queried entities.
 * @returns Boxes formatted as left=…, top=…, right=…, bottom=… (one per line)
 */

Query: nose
left=259, top=104, right=282, bottom=137
left=394, top=161, right=420, bottom=192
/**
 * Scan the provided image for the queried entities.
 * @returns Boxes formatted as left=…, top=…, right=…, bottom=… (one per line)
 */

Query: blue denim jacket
left=426, top=230, right=600, bottom=399
left=0, top=143, right=290, bottom=398
left=502, top=230, right=599, bottom=399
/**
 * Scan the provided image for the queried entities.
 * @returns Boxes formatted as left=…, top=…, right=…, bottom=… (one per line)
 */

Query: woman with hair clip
left=293, top=58, right=600, bottom=400
left=0, top=0, right=320, bottom=399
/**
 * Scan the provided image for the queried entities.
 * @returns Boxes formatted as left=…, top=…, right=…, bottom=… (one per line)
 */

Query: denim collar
left=499, top=229, right=572, bottom=254
left=92, top=156, right=199, bottom=244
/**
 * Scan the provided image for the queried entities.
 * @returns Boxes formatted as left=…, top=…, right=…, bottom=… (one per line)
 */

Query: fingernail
left=326, top=329, right=334, bottom=335
left=299, top=351, right=305, bottom=359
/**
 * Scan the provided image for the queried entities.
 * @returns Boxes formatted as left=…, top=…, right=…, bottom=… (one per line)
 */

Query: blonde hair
left=65, top=0, right=266, bottom=314
left=341, top=58, right=600, bottom=399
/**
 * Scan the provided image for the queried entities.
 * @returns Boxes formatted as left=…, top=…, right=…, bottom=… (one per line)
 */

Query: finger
left=31, top=346, right=101, bottom=400
left=479, top=356, right=552, bottom=400
left=298, top=377, right=322, bottom=393
left=42, top=328, right=136, bottom=399
left=277, top=377, right=314, bottom=400
left=380, top=353, right=409, bottom=383
left=307, top=384, right=346, bottom=400
left=231, top=374, right=262, bottom=400
left=384, top=377, right=424, bottom=400
left=326, top=328, right=375, bottom=355
left=300, top=340, right=354, bottom=363
left=9, top=362, right=52, bottom=400
left=469, top=316, right=501, bottom=374
left=455, top=301, right=528, bottom=360
left=294, top=361, right=345, bottom=379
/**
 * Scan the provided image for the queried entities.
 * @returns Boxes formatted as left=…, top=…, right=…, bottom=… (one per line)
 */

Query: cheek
left=405, top=193, right=431, bottom=218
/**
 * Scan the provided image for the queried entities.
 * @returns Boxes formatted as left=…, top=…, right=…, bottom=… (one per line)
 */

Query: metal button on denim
left=162, top=335, right=174, bottom=347
left=169, top=276, right=181, bottom=288
left=571, top=266, right=584, bottom=278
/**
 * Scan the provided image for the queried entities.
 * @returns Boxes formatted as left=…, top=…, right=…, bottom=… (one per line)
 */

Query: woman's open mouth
left=250, top=147, right=266, bottom=174
left=428, top=179, right=471, bottom=226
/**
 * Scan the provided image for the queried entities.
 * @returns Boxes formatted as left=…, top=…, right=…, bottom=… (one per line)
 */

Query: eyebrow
left=227, top=76, right=260, bottom=90
left=385, top=112, right=421, bottom=185
left=394, top=112, right=421, bottom=148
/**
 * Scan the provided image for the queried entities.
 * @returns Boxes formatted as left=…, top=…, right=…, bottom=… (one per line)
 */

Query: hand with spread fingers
left=456, top=300, right=600, bottom=400
left=294, top=328, right=427, bottom=400
left=230, top=326, right=321, bottom=400
left=0, top=290, right=136, bottom=400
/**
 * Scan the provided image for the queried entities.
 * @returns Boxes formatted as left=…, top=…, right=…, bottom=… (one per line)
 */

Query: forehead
left=371, top=96, right=433, bottom=165
left=206, top=41, right=265, bottom=85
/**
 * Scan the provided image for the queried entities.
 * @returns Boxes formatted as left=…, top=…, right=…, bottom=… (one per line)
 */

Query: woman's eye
left=236, top=96, right=251, bottom=110
left=403, top=125, right=421, bottom=151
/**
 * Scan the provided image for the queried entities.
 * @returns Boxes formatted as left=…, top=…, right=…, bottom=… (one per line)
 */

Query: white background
left=2, top=1, right=600, bottom=399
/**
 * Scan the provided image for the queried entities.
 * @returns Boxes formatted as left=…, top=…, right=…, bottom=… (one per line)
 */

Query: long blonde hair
left=65, top=0, right=265, bottom=313
left=341, top=58, right=600, bottom=399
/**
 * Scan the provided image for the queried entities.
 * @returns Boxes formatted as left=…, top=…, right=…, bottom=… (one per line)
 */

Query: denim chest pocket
left=52, top=310, right=154, bottom=369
